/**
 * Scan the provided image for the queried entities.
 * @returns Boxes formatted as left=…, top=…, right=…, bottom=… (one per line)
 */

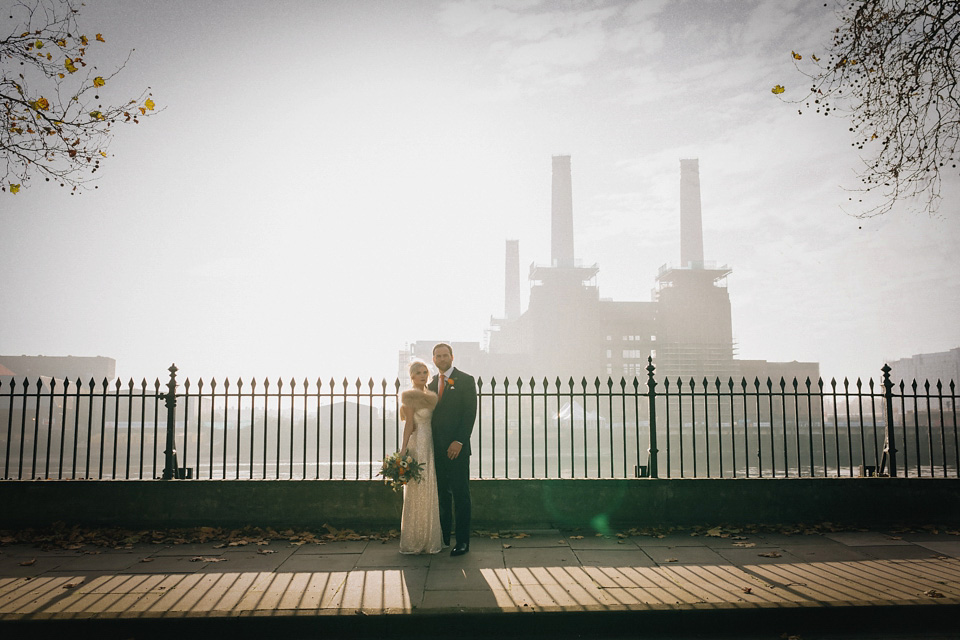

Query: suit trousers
left=435, top=451, right=471, bottom=543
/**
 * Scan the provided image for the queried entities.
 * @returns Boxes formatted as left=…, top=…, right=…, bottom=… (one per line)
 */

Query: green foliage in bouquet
left=377, top=451, right=425, bottom=492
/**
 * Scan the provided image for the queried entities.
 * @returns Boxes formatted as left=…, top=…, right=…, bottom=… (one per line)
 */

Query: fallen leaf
left=569, top=535, right=584, bottom=540
left=257, top=548, right=276, bottom=555
left=771, top=84, right=786, bottom=95
left=741, top=586, right=752, bottom=594
left=759, top=552, right=782, bottom=558
left=190, top=556, right=226, bottom=563
left=923, top=589, right=945, bottom=598
left=139, top=557, right=155, bottom=563
left=665, top=558, right=678, bottom=563
left=733, top=542, right=756, bottom=548
left=19, top=558, right=36, bottom=566
left=62, top=582, right=81, bottom=589
left=502, top=544, right=512, bottom=549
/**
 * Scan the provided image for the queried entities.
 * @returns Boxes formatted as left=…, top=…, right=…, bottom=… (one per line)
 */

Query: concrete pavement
left=1, top=526, right=959, bottom=638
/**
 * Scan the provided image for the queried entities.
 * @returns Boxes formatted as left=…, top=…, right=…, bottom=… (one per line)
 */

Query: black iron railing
left=1, top=361, right=957, bottom=480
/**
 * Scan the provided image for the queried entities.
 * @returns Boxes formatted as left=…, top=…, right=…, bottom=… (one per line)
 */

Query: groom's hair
left=432, top=343, right=453, bottom=356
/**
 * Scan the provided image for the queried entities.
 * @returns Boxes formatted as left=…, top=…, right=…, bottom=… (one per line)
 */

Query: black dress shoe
left=451, top=542, right=469, bottom=556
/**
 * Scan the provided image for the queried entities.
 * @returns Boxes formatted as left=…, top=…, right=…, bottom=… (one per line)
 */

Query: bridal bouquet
left=377, top=452, right=425, bottom=492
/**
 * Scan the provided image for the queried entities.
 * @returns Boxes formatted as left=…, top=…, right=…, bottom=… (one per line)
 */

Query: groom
left=428, top=343, right=477, bottom=556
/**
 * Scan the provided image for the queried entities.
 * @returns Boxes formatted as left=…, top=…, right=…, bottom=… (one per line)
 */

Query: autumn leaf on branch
left=777, top=0, right=960, bottom=217
left=1, top=0, right=160, bottom=195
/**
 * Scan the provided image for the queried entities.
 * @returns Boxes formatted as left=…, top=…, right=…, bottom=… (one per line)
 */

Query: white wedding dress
left=399, top=407, right=443, bottom=554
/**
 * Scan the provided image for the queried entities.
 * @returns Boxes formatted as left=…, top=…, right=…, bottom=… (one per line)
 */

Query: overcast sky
left=2, top=0, right=958, bottom=384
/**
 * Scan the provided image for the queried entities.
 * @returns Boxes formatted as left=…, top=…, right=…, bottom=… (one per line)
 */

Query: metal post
left=881, top=364, right=898, bottom=477
left=161, top=364, right=179, bottom=480
left=646, top=356, right=659, bottom=478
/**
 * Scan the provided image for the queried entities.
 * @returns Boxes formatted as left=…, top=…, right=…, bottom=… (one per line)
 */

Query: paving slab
left=147, top=543, right=227, bottom=556
left=291, top=540, right=367, bottom=554
left=0, top=545, right=84, bottom=557
left=418, top=587, right=506, bottom=610
left=916, top=540, right=960, bottom=558
left=857, top=544, right=948, bottom=560
left=565, top=535, right=638, bottom=550
left=713, top=546, right=803, bottom=565
left=573, top=548, right=657, bottom=567
left=502, top=546, right=578, bottom=568
left=777, top=543, right=872, bottom=562
left=428, top=549, right=505, bottom=569
left=467, top=536, right=520, bottom=551
left=198, top=549, right=292, bottom=573
left=355, top=544, right=434, bottom=568
left=117, top=555, right=204, bottom=574
left=335, top=568, right=426, bottom=612
left=425, top=566, right=495, bottom=591
left=276, top=553, right=359, bottom=573
left=824, top=531, right=914, bottom=546
left=50, top=551, right=141, bottom=572
left=641, top=545, right=729, bottom=566
left=0, top=555, right=67, bottom=576
left=494, top=530, right=568, bottom=548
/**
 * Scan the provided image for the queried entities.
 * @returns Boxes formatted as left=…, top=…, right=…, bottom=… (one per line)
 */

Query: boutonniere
left=445, top=378, right=455, bottom=389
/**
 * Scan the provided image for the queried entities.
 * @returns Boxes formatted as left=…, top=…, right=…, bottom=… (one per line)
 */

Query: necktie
left=438, top=374, right=445, bottom=400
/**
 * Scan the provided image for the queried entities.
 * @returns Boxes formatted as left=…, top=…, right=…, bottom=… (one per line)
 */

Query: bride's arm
left=399, top=403, right=415, bottom=456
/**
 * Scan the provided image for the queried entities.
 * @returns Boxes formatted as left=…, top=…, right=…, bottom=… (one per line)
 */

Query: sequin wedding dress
left=399, top=407, right=443, bottom=554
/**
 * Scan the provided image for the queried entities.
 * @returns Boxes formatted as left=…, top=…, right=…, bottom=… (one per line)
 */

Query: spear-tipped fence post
left=161, top=364, right=179, bottom=480
left=646, top=356, right=659, bottom=479
left=881, top=364, right=898, bottom=477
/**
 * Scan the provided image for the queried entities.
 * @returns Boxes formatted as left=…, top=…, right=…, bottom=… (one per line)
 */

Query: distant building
left=888, top=348, right=960, bottom=386
left=0, top=355, right=116, bottom=383
left=400, top=156, right=817, bottom=384
left=737, top=360, right=822, bottom=388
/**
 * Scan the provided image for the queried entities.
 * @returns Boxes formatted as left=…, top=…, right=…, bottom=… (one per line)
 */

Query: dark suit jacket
left=428, top=368, right=477, bottom=457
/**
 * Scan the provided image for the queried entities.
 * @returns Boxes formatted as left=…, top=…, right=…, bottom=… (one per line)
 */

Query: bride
left=398, top=360, right=443, bottom=554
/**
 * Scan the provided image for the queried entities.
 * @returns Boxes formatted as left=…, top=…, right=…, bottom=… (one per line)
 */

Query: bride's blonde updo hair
left=408, top=359, right=430, bottom=379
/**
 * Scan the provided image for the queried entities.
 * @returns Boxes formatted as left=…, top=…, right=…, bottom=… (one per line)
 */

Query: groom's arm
left=454, top=374, right=477, bottom=445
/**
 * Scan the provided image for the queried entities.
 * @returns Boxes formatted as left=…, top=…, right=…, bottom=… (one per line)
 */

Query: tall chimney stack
left=505, top=239, right=520, bottom=320
left=551, top=155, right=574, bottom=268
left=680, top=158, right=704, bottom=268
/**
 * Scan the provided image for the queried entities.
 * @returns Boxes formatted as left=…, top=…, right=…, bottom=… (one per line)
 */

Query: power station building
left=402, top=156, right=818, bottom=384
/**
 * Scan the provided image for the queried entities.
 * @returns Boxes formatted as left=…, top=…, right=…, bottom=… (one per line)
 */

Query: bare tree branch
left=780, top=0, right=960, bottom=217
left=1, top=0, right=158, bottom=195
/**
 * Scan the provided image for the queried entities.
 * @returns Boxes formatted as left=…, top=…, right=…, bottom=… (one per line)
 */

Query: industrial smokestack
left=551, top=155, right=574, bottom=268
left=505, top=239, right=520, bottom=320
left=680, top=158, right=704, bottom=268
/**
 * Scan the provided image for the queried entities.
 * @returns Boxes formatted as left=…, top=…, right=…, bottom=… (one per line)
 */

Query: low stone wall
left=1, top=478, right=958, bottom=531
